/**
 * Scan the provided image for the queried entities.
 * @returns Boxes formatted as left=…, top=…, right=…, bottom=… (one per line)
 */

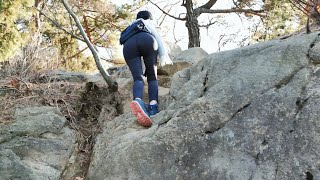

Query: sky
left=111, top=0, right=262, bottom=54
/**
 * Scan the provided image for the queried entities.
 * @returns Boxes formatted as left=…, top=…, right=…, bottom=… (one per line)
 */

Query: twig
left=37, top=9, right=84, bottom=42
left=13, top=95, right=39, bottom=102
left=1, top=87, right=21, bottom=94
left=59, top=98, right=75, bottom=118
left=148, top=0, right=186, bottom=21
left=197, top=7, right=265, bottom=17
left=13, top=77, right=30, bottom=89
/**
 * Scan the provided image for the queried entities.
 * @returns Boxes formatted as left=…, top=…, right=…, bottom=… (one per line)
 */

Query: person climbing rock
left=120, top=10, right=172, bottom=127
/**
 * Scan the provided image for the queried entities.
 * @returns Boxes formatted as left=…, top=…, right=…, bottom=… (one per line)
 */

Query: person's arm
left=142, top=19, right=173, bottom=66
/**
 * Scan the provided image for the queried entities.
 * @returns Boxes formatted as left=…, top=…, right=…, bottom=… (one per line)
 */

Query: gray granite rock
left=174, top=47, right=208, bottom=64
left=0, top=107, right=76, bottom=180
left=88, top=32, right=320, bottom=180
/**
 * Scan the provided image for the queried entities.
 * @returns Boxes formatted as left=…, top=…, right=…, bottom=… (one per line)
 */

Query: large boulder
left=157, top=62, right=192, bottom=77
left=0, top=107, right=76, bottom=180
left=157, top=47, right=208, bottom=77
left=174, top=47, right=208, bottom=64
left=88, top=32, right=320, bottom=180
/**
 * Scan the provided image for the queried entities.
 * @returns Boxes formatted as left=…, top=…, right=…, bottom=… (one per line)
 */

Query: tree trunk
left=184, top=0, right=200, bottom=48
left=61, top=0, right=118, bottom=91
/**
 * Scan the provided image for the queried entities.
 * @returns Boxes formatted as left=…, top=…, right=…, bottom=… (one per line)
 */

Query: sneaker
left=148, top=104, right=158, bottom=116
left=130, top=98, right=152, bottom=127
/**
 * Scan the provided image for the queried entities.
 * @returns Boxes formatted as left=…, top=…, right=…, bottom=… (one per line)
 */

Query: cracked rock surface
left=88, top=32, right=320, bottom=180
left=0, top=107, right=76, bottom=180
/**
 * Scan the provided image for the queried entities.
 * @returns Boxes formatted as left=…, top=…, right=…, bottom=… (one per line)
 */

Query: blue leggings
left=123, top=32, right=158, bottom=102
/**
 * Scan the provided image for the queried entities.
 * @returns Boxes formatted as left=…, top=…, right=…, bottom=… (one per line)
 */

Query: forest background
left=0, top=0, right=312, bottom=75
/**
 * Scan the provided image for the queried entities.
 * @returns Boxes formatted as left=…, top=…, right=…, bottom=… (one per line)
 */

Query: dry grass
left=1, top=33, right=59, bottom=79
left=0, top=75, right=83, bottom=125
left=0, top=33, right=82, bottom=125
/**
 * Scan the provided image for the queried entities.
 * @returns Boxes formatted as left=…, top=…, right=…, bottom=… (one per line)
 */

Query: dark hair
left=136, top=10, right=153, bottom=20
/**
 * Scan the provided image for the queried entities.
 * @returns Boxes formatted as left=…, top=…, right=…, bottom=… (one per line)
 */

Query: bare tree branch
left=67, top=46, right=89, bottom=59
left=148, top=0, right=186, bottom=21
left=199, top=20, right=217, bottom=28
left=172, top=20, right=183, bottom=44
left=38, top=10, right=109, bottom=47
left=232, top=0, right=238, bottom=7
left=60, top=0, right=118, bottom=91
left=158, top=1, right=180, bottom=26
left=38, top=9, right=84, bottom=41
left=67, top=9, right=77, bottom=34
left=199, top=0, right=218, bottom=9
left=67, top=29, right=108, bottom=60
left=197, top=7, right=265, bottom=17
left=217, top=34, right=225, bottom=52
left=289, top=0, right=312, bottom=15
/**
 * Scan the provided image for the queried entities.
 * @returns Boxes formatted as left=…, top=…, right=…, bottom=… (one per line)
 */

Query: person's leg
left=123, top=34, right=152, bottom=127
left=138, top=33, right=159, bottom=115
left=126, top=57, right=144, bottom=99
left=147, top=80, right=159, bottom=116
left=123, top=35, right=144, bottom=100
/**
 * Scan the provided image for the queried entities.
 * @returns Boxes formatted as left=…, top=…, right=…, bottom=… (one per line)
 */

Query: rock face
left=309, top=37, right=320, bottom=64
left=88, top=32, right=320, bottom=180
left=0, top=107, right=76, bottom=180
left=157, top=47, right=208, bottom=79
left=174, top=47, right=208, bottom=64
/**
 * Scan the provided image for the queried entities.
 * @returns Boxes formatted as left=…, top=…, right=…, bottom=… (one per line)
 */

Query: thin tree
left=149, top=0, right=265, bottom=48
left=61, top=0, right=118, bottom=91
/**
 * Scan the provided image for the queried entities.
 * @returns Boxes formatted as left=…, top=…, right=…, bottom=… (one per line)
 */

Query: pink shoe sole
left=130, top=101, right=153, bottom=127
